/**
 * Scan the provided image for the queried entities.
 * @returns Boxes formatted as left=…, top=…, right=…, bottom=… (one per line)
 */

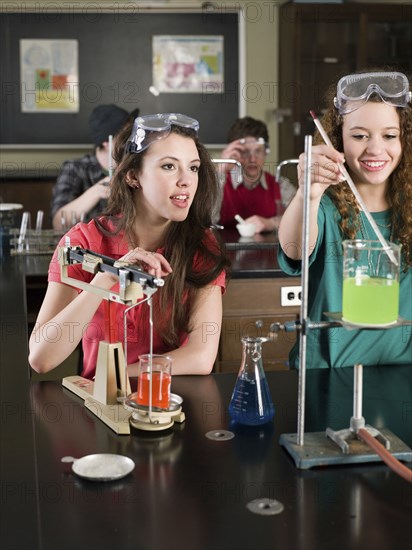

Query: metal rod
left=212, top=158, right=243, bottom=184
left=108, top=135, right=113, bottom=179
left=123, top=306, right=130, bottom=401
left=275, top=158, right=299, bottom=182
left=148, top=296, right=154, bottom=422
left=353, top=363, right=363, bottom=420
left=297, top=135, right=312, bottom=446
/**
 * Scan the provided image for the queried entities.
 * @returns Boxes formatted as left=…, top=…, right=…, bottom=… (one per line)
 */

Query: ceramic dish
left=62, top=453, right=135, bottom=481
left=236, top=223, right=256, bottom=237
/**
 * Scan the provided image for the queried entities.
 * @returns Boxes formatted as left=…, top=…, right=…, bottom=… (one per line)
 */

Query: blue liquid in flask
left=229, top=337, right=274, bottom=426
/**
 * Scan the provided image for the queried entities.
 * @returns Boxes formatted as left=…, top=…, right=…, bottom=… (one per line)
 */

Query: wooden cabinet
left=215, top=277, right=301, bottom=373
left=0, top=179, right=55, bottom=229
left=278, top=2, right=412, bottom=159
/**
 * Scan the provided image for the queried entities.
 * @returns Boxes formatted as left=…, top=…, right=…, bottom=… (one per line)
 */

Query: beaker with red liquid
left=137, top=354, right=172, bottom=410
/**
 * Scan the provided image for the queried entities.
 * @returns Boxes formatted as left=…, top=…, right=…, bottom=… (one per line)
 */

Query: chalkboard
left=0, top=10, right=241, bottom=146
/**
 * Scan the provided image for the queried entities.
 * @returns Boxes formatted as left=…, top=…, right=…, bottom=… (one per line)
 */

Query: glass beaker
left=137, top=354, right=172, bottom=411
left=228, top=336, right=275, bottom=426
left=342, top=239, right=401, bottom=326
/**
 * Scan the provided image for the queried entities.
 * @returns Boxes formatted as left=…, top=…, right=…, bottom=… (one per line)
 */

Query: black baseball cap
left=89, top=104, right=136, bottom=147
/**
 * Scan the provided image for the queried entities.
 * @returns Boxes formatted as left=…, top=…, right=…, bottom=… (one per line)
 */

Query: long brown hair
left=95, top=119, right=230, bottom=347
left=317, top=74, right=412, bottom=269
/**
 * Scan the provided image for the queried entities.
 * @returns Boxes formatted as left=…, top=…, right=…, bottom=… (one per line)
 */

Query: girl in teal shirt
left=278, top=70, right=412, bottom=369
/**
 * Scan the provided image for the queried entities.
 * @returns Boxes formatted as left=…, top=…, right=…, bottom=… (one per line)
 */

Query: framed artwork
left=20, top=39, right=79, bottom=113
left=153, top=35, right=224, bottom=94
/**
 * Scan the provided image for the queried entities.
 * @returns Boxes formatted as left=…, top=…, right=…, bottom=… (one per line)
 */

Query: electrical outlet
left=281, top=285, right=302, bottom=307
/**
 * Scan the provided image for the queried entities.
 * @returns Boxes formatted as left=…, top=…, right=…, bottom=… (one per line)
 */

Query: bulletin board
left=0, top=10, right=242, bottom=146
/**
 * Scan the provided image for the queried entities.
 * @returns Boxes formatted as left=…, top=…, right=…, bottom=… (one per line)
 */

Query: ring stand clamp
left=59, top=242, right=185, bottom=434
left=325, top=363, right=389, bottom=454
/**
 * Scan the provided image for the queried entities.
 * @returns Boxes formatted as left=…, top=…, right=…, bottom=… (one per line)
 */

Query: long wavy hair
left=96, top=119, right=230, bottom=347
left=317, top=73, right=412, bottom=269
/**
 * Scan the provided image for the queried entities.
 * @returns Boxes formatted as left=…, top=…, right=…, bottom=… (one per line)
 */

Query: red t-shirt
left=48, top=219, right=226, bottom=379
left=219, top=171, right=281, bottom=228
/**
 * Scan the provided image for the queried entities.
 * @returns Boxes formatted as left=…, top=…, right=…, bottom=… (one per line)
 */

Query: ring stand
left=277, top=135, right=412, bottom=470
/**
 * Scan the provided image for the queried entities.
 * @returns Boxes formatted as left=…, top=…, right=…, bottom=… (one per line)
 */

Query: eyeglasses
left=126, top=113, right=200, bottom=153
left=334, top=72, right=411, bottom=115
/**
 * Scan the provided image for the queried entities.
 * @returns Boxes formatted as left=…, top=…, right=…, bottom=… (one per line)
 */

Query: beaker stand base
left=128, top=407, right=185, bottom=432
left=279, top=428, right=412, bottom=470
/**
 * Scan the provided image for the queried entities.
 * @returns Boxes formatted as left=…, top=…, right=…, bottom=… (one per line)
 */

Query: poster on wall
left=152, top=35, right=224, bottom=94
left=20, top=39, right=79, bottom=113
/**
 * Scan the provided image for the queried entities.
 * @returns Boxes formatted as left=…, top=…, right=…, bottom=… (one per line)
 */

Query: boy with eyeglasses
left=218, top=116, right=295, bottom=233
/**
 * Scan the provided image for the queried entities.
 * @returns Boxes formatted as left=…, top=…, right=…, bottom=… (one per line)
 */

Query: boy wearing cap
left=51, top=104, right=137, bottom=230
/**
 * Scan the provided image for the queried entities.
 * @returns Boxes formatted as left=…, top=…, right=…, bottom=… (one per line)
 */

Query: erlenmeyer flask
left=228, top=336, right=275, bottom=426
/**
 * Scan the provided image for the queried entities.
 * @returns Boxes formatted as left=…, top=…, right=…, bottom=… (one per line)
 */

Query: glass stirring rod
left=108, top=135, right=113, bottom=179
left=310, top=111, right=398, bottom=266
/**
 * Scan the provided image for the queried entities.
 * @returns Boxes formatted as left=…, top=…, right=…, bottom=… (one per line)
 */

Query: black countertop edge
left=230, top=269, right=286, bottom=279
left=5, top=246, right=292, bottom=280
left=225, top=241, right=277, bottom=251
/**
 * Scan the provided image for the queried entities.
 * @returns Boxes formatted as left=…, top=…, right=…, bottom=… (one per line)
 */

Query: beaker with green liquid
left=342, top=240, right=401, bottom=326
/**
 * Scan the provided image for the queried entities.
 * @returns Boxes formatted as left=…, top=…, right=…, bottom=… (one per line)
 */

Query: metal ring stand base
left=279, top=429, right=412, bottom=470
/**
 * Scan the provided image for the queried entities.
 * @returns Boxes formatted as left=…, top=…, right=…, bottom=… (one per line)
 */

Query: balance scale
left=59, top=245, right=185, bottom=435
left=274, top=135, right=412, bottom=470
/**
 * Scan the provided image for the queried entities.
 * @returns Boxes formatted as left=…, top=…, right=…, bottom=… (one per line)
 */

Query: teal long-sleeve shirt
left=278, top=194, right=412, bottom=369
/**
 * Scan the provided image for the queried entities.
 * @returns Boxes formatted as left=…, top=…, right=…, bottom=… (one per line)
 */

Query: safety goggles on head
left=125, top=113, right=200, bottom=153
left=239, top=137, right=270, bottom=158
left=334, top=72, right=411, bottom=115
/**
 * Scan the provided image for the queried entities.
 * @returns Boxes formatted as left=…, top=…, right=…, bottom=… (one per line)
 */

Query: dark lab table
left=221, top=227, right=281, bottom=279
left=2, top=366, right=412, bottom=550
left=1, top=249, right=411, bottom=550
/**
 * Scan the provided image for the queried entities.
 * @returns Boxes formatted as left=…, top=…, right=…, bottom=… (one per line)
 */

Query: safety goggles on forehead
left=334, top=72, right=411, bottom=115
left=239, top=137, right=270, bottom=155
left=125, top=113, right=199, bottom=153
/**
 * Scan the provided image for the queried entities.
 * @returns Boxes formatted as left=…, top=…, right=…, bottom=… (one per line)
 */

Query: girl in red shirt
left=29, top=114, right=229, bottom=378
